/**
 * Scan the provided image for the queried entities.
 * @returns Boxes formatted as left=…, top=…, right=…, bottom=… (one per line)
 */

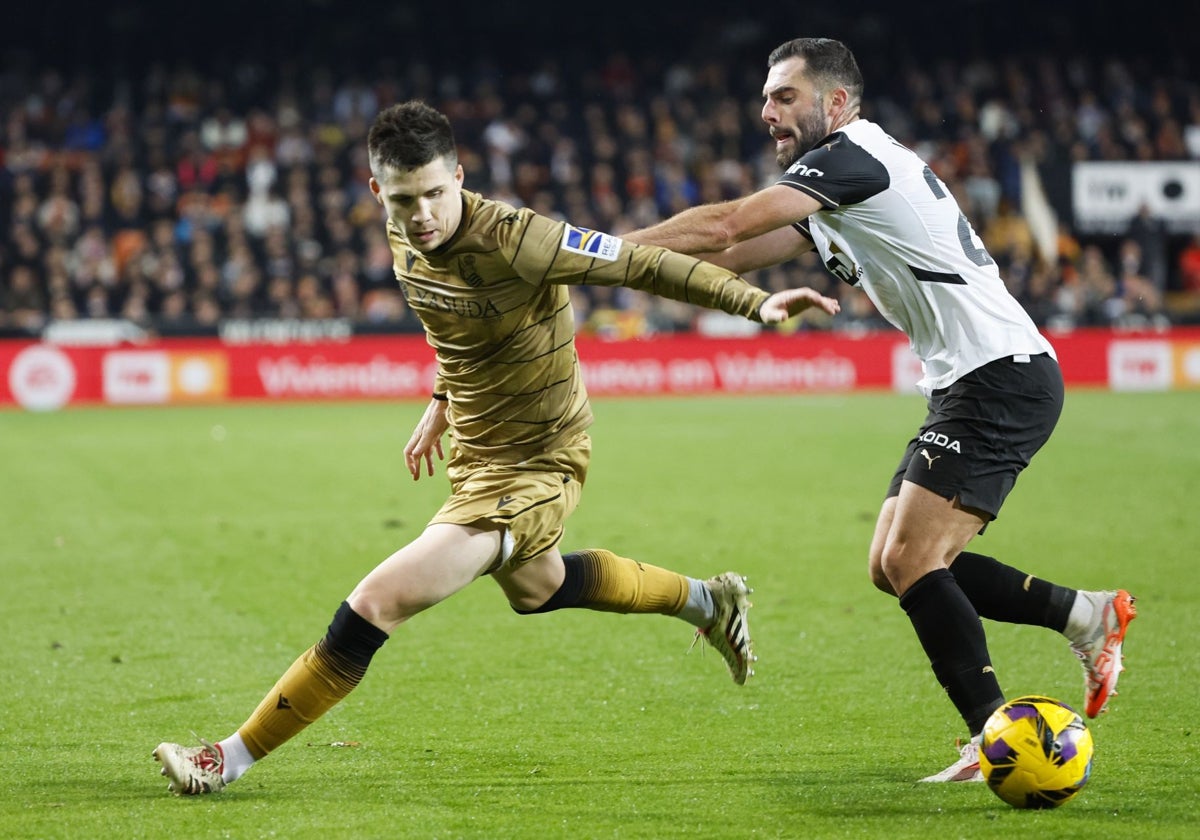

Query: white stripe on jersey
left=780, top=119, right=1055, bottom=395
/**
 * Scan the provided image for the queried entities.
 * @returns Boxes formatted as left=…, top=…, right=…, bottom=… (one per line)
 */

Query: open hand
left=404, top=398, right=449, bottom=480
left=759, top=287, right=841, bottom=323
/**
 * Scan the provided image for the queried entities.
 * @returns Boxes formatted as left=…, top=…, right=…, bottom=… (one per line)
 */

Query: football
left=979, top=695, right=1094, bottom=809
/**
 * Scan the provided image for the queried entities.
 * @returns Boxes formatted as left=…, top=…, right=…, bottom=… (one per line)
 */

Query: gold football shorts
left=429, top=432, right=590, bottom=568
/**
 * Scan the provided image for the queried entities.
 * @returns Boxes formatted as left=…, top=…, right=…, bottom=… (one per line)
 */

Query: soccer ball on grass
left=979, top=695, right=1094, bottom=809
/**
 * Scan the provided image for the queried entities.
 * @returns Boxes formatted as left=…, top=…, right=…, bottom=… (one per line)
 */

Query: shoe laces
left=188, top=733, right=224, bottom=773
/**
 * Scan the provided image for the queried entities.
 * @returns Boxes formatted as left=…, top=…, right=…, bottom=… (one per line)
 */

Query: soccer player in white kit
left=627, top=37, right=1136, bottom=782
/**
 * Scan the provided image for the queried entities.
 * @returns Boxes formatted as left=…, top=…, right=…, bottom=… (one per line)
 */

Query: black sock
left=321, top=601, right=390, bottom=679
left=899, top=568, right=1005, bottom=735
left=511, top=552, right=586, bottom=614
left=950, top=552, right=1075, bottom=632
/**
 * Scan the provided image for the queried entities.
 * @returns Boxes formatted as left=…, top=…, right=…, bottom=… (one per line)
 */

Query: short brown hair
left=367, top=100, right=457, bottom=176
left=768, top=38, right=863, bottom=103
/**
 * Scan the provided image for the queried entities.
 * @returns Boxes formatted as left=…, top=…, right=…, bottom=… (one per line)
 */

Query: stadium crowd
left=2, top=29, right=1198, bottom=339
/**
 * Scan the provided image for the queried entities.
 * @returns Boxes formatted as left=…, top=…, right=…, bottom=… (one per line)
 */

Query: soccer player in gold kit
left=153, top=100, right=840, bottom=795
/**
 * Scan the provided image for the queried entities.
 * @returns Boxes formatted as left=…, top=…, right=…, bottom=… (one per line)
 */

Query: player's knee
left=346, top=589, right=391, bottom=627
left=869, top=561, right=895, bottom=596
left=508, top=590, right=551, bottom=614
left=868, top=549, right=896, bottom=596
left=877, top=540, right=916, bottom=594
left=346, top=584, right=417, bottom=628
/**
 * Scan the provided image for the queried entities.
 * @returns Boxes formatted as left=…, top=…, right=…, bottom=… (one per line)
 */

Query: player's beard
left=775, top=102, right=830, bottom=169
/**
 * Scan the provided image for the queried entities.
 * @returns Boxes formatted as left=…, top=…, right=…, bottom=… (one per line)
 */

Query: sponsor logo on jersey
left=786, top=162, right=825, bottom=178
left=561, top=225, right=621, bottom=261
left=399, top=281, right=502, bottom=318
left=918, top=431, right=962, bottom=453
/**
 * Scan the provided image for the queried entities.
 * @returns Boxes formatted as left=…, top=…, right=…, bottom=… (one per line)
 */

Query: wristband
left=432, top=392, right=448, bottom=401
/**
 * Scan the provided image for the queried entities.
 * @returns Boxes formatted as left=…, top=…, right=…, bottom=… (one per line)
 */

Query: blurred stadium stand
left=2, top=1, right=1196, bottom=338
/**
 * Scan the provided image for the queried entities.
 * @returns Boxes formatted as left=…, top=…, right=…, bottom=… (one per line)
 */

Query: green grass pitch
left=2, top=391, right=1197, bottom=839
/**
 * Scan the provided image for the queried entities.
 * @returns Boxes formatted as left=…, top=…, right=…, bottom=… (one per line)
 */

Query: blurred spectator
left=3, top=264, right=46, bottom=330
left=1125, top=203, right=1169, bottom=294
left=1179, top=234, right=1200, bottom=293
left=984, top=197, right=1036, bottom=268
left=1066, top=244, right=1121, bottom=326
left=1114, top=238, right=1167, bottom=328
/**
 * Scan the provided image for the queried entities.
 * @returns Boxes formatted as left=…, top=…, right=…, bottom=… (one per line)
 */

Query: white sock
left=677, top=577, right=715, bottom=628
left=1063, top=591, right=1099, bottom=642
left=218, top=732, right=256, bottom=783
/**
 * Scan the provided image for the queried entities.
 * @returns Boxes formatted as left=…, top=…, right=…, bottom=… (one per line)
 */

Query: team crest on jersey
left=459, top=254, right=484, bottom=287
left=561, top=226, right=621, bottom=261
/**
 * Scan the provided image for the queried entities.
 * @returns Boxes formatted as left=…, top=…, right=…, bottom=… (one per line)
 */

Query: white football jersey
left=779, top=118, right=1055, bottom=395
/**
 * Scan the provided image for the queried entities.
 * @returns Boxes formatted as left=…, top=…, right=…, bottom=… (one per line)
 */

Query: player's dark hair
left=768, top=38, right=864, bottom=103
left=368, top=100, right=457, bottom=176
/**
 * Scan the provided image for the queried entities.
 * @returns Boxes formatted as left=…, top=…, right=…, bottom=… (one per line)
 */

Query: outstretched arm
left=624, top=184, right=823, bottom=256
left=498, top=194, right=828, bottom=322
left=694, top=225, right=816, bottom=275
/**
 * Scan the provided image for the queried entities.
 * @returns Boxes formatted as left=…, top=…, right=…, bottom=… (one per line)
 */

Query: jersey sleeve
left=776, top=132, right=890, bottom=209
left=498, top=209, right=771, bottom=321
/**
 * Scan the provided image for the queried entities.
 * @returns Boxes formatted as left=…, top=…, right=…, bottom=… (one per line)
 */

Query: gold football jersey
left=388, top=189, right=768, bottom=463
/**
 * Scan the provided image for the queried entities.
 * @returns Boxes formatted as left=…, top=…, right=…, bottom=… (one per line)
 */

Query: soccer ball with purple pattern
left=979, top=695, right=1094, bottom=809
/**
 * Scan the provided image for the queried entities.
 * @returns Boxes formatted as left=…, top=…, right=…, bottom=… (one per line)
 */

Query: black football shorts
left=886, top=352, right=1064, bottom=521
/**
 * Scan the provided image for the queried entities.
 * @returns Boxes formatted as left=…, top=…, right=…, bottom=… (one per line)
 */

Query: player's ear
left=454, top=164, right=464, bottom=186
left=828, top=87, right=849, bottom=113
left=369, top=177, right=383, bottom=203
